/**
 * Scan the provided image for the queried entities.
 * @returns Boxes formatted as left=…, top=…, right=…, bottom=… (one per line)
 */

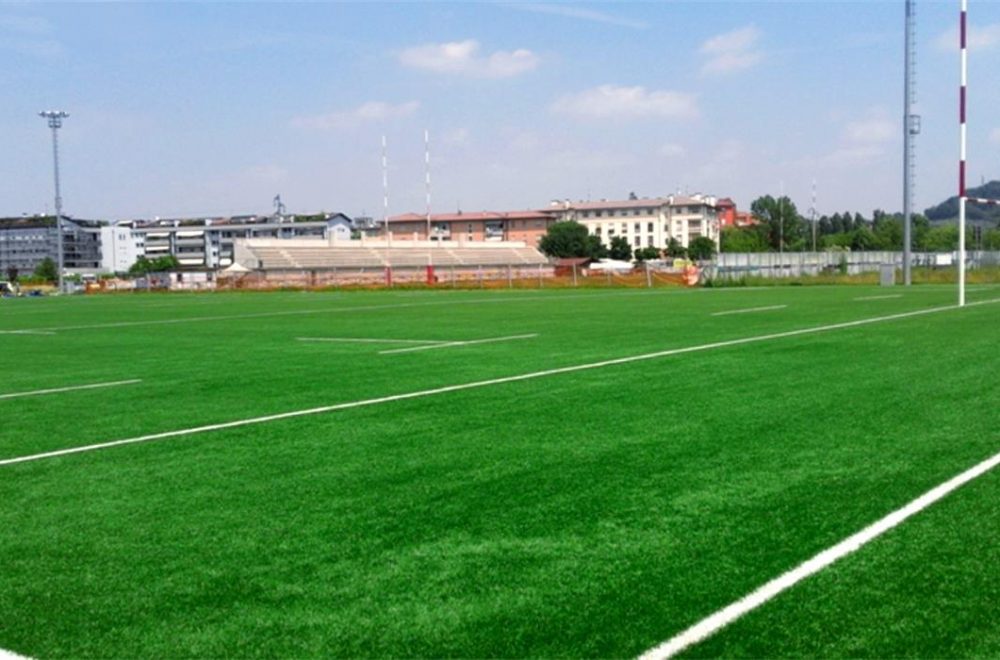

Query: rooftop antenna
left=903, top=0, right=920, bottom=286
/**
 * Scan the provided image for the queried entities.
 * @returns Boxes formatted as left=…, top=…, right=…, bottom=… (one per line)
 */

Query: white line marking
left=711, top=305, right=787, bottom=317
left=0, top=379, right=143, bottom=401
left=0, top=647, right=33, bottom=660
left=378, top=333, right=539, bottom=354
left=2, top=299, right=997, bottom=467
left=0, top=330, right=55, bottom=335
left=296, top=336, right=449, bottom=345
left=0, top=288, right=767, bottom=334
left=639, top=446, right=1000, bottom=659
left=855, top=294, right=903, bottom=301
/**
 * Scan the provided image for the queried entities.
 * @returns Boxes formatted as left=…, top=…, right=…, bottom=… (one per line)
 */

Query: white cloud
left=550, top=85, right=698, bottom=120
left=935, top=23, right=1000, bottom=51
left=399, top=39, right=538, bottom=78
left=991, top=128, right=1000, bottom=145
left=659, top=143, right=686, bottom=157
left=510, top=4, right=648, bottom=30
left=0, top=13, right=62, bottom=58
left=291, top=100, right=420, bottom=130
left=823, top=109, right=896, bottom=166
left=700, top=25, right=763, bottom=75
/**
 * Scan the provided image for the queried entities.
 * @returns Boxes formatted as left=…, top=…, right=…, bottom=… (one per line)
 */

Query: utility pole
left=903, top=0, right=920, bottom=286
left=39, top=110, right=69, bottom=293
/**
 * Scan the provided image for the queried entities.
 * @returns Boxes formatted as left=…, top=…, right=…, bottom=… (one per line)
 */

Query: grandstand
left=229, top=237, right=553, bottom=287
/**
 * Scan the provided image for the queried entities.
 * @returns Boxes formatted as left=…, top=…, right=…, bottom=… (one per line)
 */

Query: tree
left=664, top=237, right=687, bottom=258
left=633, top=246, right=660, bottom=261
left=750, top=195, right=803, bottom=251
left=608, top=236, right=632, bottom=261
left=539, top=221, right=605, bottom=259
left=850, top=226, right=877, bottom=251
left=720, top=226, right=768, bottom=252
left=5, top=266, right=18, bottom=283
left=33, top=257, right=57, bottom=282
left=688, top=236, right=717, bottom=261
left=127, top=254, right=180, bottom=276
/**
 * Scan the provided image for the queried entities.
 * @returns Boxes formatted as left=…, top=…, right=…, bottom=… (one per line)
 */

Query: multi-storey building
left=383, top=211, right=556, bottom=246
left=546, top=195, right=720, bottom=249
left=0, top=216, right=103, bottom=275
left=116, top=213, right=354, bottom=271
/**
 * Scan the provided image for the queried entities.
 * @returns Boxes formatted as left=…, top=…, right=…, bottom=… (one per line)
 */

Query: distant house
left=382, top=210, right=556, bottom=247
left=546, top=194, right=721, bottom=250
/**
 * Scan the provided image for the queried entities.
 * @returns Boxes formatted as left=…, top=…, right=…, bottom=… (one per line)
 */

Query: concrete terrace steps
left=243, top=243, right=549, bottom=270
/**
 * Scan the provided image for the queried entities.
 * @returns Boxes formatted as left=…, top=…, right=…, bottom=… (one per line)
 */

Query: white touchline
left=296, top=337, right=449, bottom=345
left=0, top=379, right=143, bottom=401
left=0, top=647, right=33, bottom=660
left=1, top=286, right=782, bottom=335
left=855, top=294, right=903, bottom=301
left=378, top=333, right=539, bottom=355
left=711, top=305, right=787, bottom=317
left=0, top=330, right=56, bottom=335
left=2, top=299, right=997, bottom=467
left=638, top=446, right=1000, bottom=660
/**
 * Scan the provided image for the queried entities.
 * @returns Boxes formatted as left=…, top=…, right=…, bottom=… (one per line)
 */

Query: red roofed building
left=383, top=210, right=556, bottom=246
left=715, top=198, right=756, bottom=228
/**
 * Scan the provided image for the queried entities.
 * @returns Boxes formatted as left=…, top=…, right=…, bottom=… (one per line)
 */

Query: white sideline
left=378, top=333, right=539, bottom=354
left=0, top=647, right=32, bottom=659
left=2, top=299, right=997, bottom=467
left=855, top=294, right=903, bottom=301
left=638, top=446, right=1000, bottom=659
left=1, top=289, right=670, bottom=334
left=0, top=330, right=55, bottom=335
left=297, top=336, right=448, bottom=345
left=711, top=305, right=787, bottom=317
left=0, top=379, right=142, bottom=401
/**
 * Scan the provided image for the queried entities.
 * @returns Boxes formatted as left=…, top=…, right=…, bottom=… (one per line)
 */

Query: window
left=633, top=236, right=641, bottom=247
left=634, top=222, right=640, bottom=234
left=621, top=222, right=627, bottom=233
left=647, top=222, right=654, bottom=233
left=647, top=236, right=654, bottom=247
left=596, top=211, right=603, bottom=218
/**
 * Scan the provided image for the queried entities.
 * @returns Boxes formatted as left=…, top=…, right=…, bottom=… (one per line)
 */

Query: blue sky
left=3, top=1, right=1000, bottom=220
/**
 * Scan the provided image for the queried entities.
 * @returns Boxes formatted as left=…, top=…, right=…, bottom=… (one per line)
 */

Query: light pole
left=39, top=110, right=69, bottom=293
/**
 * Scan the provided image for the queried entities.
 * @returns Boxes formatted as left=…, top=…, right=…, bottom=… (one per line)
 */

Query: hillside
left=924, top=180, right=1000, bottom=225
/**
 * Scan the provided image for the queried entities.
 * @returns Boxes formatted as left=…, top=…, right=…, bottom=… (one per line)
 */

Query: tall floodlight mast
left=958, top=0, right=968, bottom=306
left=903, top=0, right=920, bottom=286
left=39, top=110, right=69, bottom=293
left=424, top=129, right=432, bottom=241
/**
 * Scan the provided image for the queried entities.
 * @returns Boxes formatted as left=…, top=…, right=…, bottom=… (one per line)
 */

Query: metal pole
left=959, top=0, right=968, bottom=306
left=903, top=0, right=918, bottom=286
left=40, top=111, right=69, bottom=293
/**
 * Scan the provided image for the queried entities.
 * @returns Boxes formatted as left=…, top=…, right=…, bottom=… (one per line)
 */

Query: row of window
left=577, top=206, right=711, bottom=219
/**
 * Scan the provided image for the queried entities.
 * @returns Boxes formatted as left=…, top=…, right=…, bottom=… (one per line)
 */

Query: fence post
left=508, top=264, right=513, bottom=289
left=572, top=263, right=578, bottom=287
left=645, top=262, right=652, bottom=288
left=538, top=264, right=543, bottom=289
left=478, top=265, right=484, bottom=288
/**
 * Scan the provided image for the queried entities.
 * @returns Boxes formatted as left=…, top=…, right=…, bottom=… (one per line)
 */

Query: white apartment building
left=547, top=195, right=719, bottom=250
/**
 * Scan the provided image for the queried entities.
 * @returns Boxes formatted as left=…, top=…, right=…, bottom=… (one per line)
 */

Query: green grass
left=1, top=284, right=999, bottom=657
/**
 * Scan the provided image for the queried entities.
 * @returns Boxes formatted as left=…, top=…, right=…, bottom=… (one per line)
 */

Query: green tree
left=750, top=195, right=802, bottom=251
left=664, top=237, right=687, bottom=258
left=851, top=226, right=878, bottom=251
left=687, top=236, right=717, bottom=260
left=983, top=228, right=1000, bottom=249
left=922, top=225, right=959, bottom=251
left=608, top=236, right=633, bottom=261
left=720, top=226, right=768, bottom=252
left=128, top=256, right=153, bottom=276
left=5, top=266, right=18, bottom=283
left=539, top=221, right=605, bottom=259
left=33, top=257, right=58, bottom=282
left=633, top=246, right=660, bottom=261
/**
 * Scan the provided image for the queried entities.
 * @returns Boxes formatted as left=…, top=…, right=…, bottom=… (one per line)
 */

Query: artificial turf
left=1, top=284, right=998, bottom=657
